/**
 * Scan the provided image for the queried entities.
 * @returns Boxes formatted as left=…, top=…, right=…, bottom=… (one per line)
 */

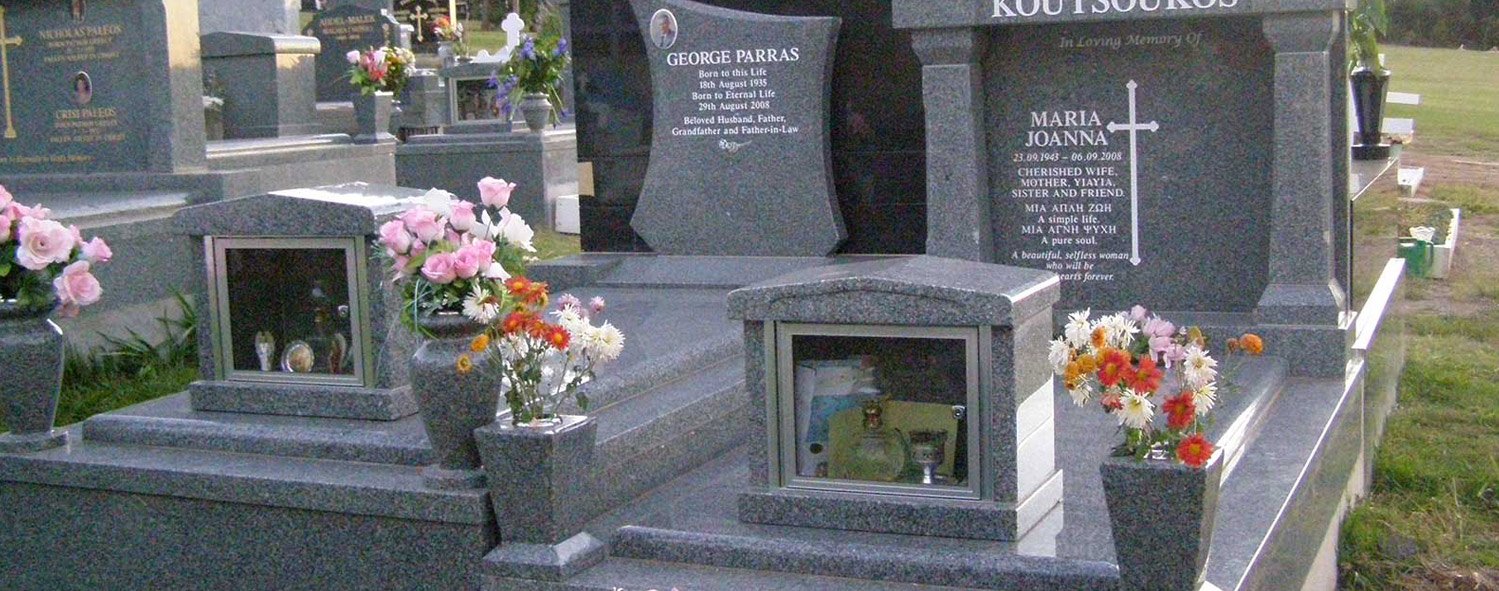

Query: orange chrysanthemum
left=1075, top=353, right=1099, bottom=374
left=1176, top=433, right=1214, bottom=468
left=470, top=334, right=491, bottom=353
left=1091, top=326, right=1108, bottom=350
left=1097, top=349, right=1134, bottom=388
left=502, top=311, right=538, bottom=335
left=505, top=276, right=532, bottom=296
left=1240, top=333, right=1264, bottom=356
left=1128, top=356, right=1163, bottom=394
left=1163, top=391, right=1196, bottom=430
left=545, top=325, right=570, bottom=350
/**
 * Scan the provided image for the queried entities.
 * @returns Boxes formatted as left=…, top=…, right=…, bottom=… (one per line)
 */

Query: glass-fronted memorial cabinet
left=775, top=324, right=981, bottom=499
left=208, top=238, right=372, bottom=386
left=175, top=185, right=424, bottom=422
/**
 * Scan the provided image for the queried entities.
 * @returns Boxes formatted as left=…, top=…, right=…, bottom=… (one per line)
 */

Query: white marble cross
left=470, top=13, right=526, bottom=63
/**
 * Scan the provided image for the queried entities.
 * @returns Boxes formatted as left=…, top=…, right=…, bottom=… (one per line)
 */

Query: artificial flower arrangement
left=461, top=278, right=624, bottom=426
left=1050, top=305, right=1263, bottom=468
left=376, top=177, right=535, bottom=330
left=432, top=15, right=467, bottom=56
left=0, top=185, right=112, bottom=316
left=495, top=33, right=571, bottom=124
left=346, top=46, right=416, bottom=96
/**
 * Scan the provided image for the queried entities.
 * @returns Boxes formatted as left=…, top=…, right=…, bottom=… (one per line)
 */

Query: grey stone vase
left=1100, top=453, right=1224, bottom=591
left=0, top=301, right=69, bottom=453
left=410, top=313, right=499, bottom=489
left=473, top=415, right=607, bottom=581
left=519, top=92, right=552, bottom=132
left=352, top=90, right=395, bottom=144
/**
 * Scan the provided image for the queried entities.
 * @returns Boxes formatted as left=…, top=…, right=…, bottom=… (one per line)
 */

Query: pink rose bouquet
left=0, top=185, right=112, bottom=316
left=377, top=178, right=537, bottom=332
left=348, top=45, right=415, bottom=96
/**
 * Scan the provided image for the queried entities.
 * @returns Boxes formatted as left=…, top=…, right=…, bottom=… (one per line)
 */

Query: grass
left=1383, top=45, right=1499, bottom=156
left=1339, top=44, right=1499, bottom=591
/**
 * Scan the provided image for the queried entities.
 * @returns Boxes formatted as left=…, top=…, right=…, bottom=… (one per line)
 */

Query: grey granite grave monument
left=894, top=2, right=1353, bottom=377
left=626, top=0, right=846, bottom=255
left=305, top=4, right=402, bottom=102
left=200, top=32, right=323, bottom=139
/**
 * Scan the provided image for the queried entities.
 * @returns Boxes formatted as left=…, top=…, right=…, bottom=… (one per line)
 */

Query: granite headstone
left=984, top=18, right=1272, bottom=313
left=626, top=0, right=845, bottom=256
left=305, top=4, right=401, bottom=101
left=571, top=0, right=928, bottom=254
left=393, top=0, right=455, bottom=53
left=0, top=1, right=160, bottom=173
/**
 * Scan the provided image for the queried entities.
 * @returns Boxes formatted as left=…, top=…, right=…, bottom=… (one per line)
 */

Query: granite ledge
left=0, top=433, right=491, bottom=525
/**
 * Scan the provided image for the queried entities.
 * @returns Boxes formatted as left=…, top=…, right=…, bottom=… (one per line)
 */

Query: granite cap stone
left=173, top=183, right=426, bottom=237
left=891, top=0, right=1349, bottom=30
left=727, top=255, right=1059, bottom=326
left=200, top=32, right=322, bottom=58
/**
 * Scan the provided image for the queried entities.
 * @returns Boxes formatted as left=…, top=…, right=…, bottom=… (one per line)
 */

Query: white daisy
left=461, top=282, right=502, bottom=323
left=1194, top=383, right=1218, bottom=416
left=1101, top=312, right=1139, bottom=349
left=591, top=322, right=625, bottom=362
left=1048, top=337, right=1072, bottom=374
left=1063, top=308, right=1092, bottom=348
left=1118, top=390, right=1155, bottom=430
left=1068, top=384, right=1092, bottom=407
left=1183, top=345, right=1218, bottom=389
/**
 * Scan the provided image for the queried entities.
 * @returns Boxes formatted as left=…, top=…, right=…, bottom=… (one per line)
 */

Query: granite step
left=610, top=525, right=1119, bottom=591
left=483, top=557, right=991, bottom=591
left=0, top=430, right=491, bottom=526
left=1203, top=356, right=1289, bottom=481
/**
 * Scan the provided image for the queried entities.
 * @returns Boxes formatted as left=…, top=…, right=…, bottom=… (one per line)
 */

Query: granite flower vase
left=473, top=414, right=607, bottom=581
left=438, top=41, right=457, bottom=67
left=519, top=92, right=552, bottom=132
left=410, top=313, right=499, bottom=489
left=1100, top=454, right=1223, bottom=591
left=1350, top=66, right=1391, bottom=160
left=352, top=90, right=394, bottom=144
left=0, top=302, right=69, bottom=453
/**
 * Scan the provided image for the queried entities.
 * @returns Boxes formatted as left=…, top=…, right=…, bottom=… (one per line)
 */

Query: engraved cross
left=0, top=6, right=24, bottom=140
left=1105, top=80, right=1158, bottom=266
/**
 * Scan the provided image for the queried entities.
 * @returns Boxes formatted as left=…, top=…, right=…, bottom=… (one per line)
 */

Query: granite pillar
left=1256, top=13, right=1346, bottom=326
left=911, top=28, right=992, bottom=263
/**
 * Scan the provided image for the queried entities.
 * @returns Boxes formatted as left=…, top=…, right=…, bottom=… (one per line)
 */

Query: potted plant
left=432, top=15, right=467, bottom=67
left=1050, top=306, right=1263, bottom=591
left=470, top=283, right=623, bottom=575
left=499, top=34, right=571, bottom=132
left=376, top=176, right=534, bottom=488
left=1349, top=0, right=1391, bottom=160
left=346, top=46, right=415, bottom=143
left=0, top=185, right=112, bottom=453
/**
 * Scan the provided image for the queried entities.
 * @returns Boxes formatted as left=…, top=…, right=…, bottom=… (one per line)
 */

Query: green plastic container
left=1397, top=238, right=1432, bottom=278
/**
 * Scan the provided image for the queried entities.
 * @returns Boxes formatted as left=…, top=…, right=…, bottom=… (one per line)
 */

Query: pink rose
left=346, top=50, right=361, bottom=64
left=80, top=237, right=112, bottom=263
left=0, top=185, right=12, bottom=210
left=15, top=217, right=76, bottom=270
left=449, top=201, right=477, bottom=232
left=420, top=252, right=458, bottom=284
left=400, top=208, right=443, bottom=243
left=14, top=203, right=49, bottom=220
left=452, top=240, right=495, bottom=279
left=53, top=260, right=102, bottom=316
left=390, top=254, right=413, bottom=277
left=0, top=209, right=13, bottom=242
left=477, top=177, right=516, bottom=209
left=378, top=219, right=413, bottom=255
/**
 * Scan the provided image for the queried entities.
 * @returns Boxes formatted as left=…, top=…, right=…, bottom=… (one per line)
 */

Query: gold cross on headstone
left=410, top=6, right=428, bottom=43
left=0, top=6, right=23, bottom=140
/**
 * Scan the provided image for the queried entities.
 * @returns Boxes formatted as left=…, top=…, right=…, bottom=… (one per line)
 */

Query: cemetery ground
left=1338, top=46, right=1499, bottom=590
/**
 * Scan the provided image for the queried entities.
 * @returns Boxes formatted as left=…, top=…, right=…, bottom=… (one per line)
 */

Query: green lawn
left=1338, top=45, right=1499, bottom=590
left=1384, top=45, right=1499, bottom=155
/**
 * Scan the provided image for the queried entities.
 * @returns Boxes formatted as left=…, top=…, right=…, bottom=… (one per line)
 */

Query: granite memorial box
left=729, top=256, right=1065, bottom=541
left=173, top=183, right=426, bottom=421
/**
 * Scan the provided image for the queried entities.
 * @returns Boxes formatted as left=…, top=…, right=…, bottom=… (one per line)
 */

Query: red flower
left=1163, top=391, right=1196, bottom=430
left=505, top=276, right=533, bottom=296
left=545, top=325, right=570, bottom=350
left=1100, top=392, right=1124, bottom=411
left=1098, top=349, right=1135, bottom=388
left=1176, top=433, right=1215, bottom=468
left=1128, top=356, right=1163, bottom=394
left=501, top=311, right=538, bottom=335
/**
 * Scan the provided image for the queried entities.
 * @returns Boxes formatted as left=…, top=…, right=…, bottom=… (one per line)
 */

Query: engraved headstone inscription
left=0, top=1, right=151, bottom=173
left=985, top=19, right=1273, bottom=313
left=305, top=4, right=401, bottom=101
left=626, top=0, right=846, bottom=256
